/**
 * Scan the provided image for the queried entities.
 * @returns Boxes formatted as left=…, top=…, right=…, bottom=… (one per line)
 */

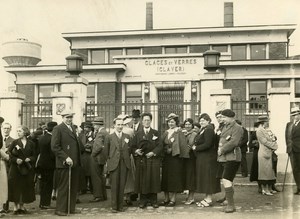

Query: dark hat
left=39, top=121, right=46, bottom=126
left=221, top=109, right=235, bottom=118
left=291, top=106, right=300, bottom=116
left=132, top=109, right=141, bottom=118
left=166, top=113, right=179, bottom=121
left=84, top=121, right=93, bottom=128
left=92, top=117, right=104, bottom=125
left=0, top=117, right=4, bottom=123
left=47, top=121, right=58, bottom=131
left=256, top=115, right=269, bottom=123
left=80, top=122, right=85, bottom=129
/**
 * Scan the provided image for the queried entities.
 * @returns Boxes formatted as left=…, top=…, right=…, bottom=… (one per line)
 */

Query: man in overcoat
left=104, top=117, right=132, bottom=213
left=132, top=112, right=162, bottom=208
left=90, top=117, right=108, bottom=202
left=51, top=110, right=83, bottom=216
left=286, top=106, right=300, bottom=194
left=38, top=121, right=57, bottom=209
left=132, top=109, right=143, bottom=134
left=217, top=109, right=243, bottom=213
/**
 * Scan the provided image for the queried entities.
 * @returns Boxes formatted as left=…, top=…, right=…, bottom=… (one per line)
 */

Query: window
left=296, top=80, right=300, bottom=98
left=125, top=84, right=142, bottom=114
left=272, top=79, right=290, bottom=88
left=126, top=48, right=140, bottom=55
left=212, top=45, right=228, bottom=53
left=231, top=45, right=247, bottom=60
left=71, top=49, right=88, bottom=64
left=190, top=45, right=210, bottom=53
left=38, top=85, right=54, bottom=103
left=87, top=84, right=96, bottom=103
left=249, top=81, right=267, bottom=112
left=108, top=49, right=123, bottom=63
left=91, top=50, right=105, bottom=64
left=143, top=46, right=162, bottom=55
left=165, top=46, right=187, bottom=54
left=250, top=44, right=266, bottom=60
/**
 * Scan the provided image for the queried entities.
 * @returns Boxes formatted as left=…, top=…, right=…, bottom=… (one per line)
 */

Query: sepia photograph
left=0, top=0, right=300, bottom=218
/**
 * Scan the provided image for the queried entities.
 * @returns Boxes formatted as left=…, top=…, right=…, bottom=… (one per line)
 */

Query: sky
left=0, top=0, right=300, bottom=91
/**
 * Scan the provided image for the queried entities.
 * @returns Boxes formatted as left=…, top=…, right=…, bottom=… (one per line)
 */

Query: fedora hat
left=132, top=109, right=141, bottom=118
left=117, top=114, right=132, bottom=125
left=256, top=115, right=269, bottom=123
left=291, top=106, right=300, bottom=116
left=92, top=117, right=104, bottom=125
left=60, top=109, right=75, bottom=117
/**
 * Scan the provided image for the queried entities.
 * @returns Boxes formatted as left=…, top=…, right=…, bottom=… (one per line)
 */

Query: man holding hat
left=90, top=117, right=108, bottom=202
left=38, top=121, right=57, bottom=209
left=51, top=110, right=82, bottom=216
left=286, top=106, right=300, bottom=194
left=217, top=109, right=243, bottom=213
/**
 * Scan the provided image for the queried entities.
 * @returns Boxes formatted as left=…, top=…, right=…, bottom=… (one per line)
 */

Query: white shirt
left=115, top=131, right=122, bottom=139
left=144, top=127, right=150, bottom=134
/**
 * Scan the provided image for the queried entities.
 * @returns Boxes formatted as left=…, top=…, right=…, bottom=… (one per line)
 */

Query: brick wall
left=224, top=79, right=246, bottom=100
left=96, top=82, right=117, bottom=103
left=17, top=84, right=35, bottom=103
left=269, top=42, right=287, bottom=60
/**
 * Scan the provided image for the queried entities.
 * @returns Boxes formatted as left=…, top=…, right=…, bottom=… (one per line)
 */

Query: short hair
left=113, top=117, right=124, bottom=124
left=193, top=122, right=201, bottom=129
left=2, top=123, right=12, bottom=128
left=141, top=112, right=153, bottom=120
left=184, top=118, right=194, bottom=128
left=199, top=113, right=212, bottom=123
left=167, top=117, right=180, bottom=126
left=18, top=125, right=30, bottom=137
left=235, top=119, right=242, bottom=125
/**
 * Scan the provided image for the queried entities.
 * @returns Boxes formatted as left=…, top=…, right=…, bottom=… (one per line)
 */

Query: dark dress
left=194, top=126, right=221, bottom=194
left=249, top=131, right=259, bottom=182
left=184, top=131, right=197, bottom=191
left=161, top=129, right=187, bottom=193
left=8, top=139, right=36, bottom=203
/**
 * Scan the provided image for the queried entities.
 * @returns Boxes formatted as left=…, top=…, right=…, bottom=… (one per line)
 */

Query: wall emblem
left=56, top=103, right=66, bottom=115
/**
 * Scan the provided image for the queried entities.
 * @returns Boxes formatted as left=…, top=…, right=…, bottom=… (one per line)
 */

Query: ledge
left=0, top=92, right=26, bottom=100
left=268, top=87, right=291, bottom=95
left=210, top=89, right=232, bottom=96
left=51, top=92, right=73, bottom=98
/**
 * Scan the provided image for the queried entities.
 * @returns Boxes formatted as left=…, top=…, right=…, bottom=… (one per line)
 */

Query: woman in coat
left=192, top=113, right=221, bottom=207
left=256, top=116, right=278, bottom=196
left=8, top=126, right=36, bottom=214
left=183, top=118, right=197, bottom=205
left=0, top=137, right=9, bottom=215
left=160, top=113, right=189, bottom=207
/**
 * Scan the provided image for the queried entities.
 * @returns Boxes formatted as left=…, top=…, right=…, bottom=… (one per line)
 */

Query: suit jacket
left=51, top=122, right=83, bottom=168
left=290, top=121, right=300, bottom=153
left=239, top=127, right=249, bottom=153
left=38, top=132, right=55, bottom=169
left=92, top=127, right=109, bottom=165
left=79, top=130, right=94, bottom=153
left=132, top=128, right=163, bottom=157
left=132, top=122, right=143, bottom=134
left=285, top=121, right=294, bottom=153
left=104, top=132, right=132, bottom=172
left=218, top=121, right=243, bottom=162
left=194, top=125, right=215, bottom=152
left=4, top=136, right=14, bottom=149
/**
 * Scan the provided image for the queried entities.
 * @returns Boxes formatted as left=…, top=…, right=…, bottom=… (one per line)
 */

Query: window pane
left=143, top=46, right=162, bottom=55
left=126, top=84, right=142, bottom=97
left=296, top=80, right=300, bottom=97
left=91, top=50, right=105, bottom=64
left=39, top=85, right=54, bottom=103
left=250, top=44, right=266, bottom=60
left=249, top=81, right=266, bottom=94
left=212, top=45, right=228, bottom=53
left=272, top=80, right=290, bottom=88
left=87, top=84, right=95, bottom=103
left=165, top=46, right=187, bottom=54
left=190, top=45, right=210, bottom=53
left=231, top=45, right=246, bottom=60
left=126, top=48, right=140, bottom=55
left=108, top=49, right=123, bottom=63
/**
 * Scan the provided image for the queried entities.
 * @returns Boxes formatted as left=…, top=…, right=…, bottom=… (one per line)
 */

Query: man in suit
left=38, top=122, right=57, bottom=209
left=132, top=112, right=162, bottom=208
left=1, top=122, right=14, bottom=213
left=90, top=117, right=108, bottom=202
left=132, top=109, right=143, bottom=134
left=286, top=106, right=300, bottom=195
left=236, top=120, right=249, bottom=177
left=51, top=110, right=82, bottom=216
left=217, top=109, right=243, bottom=213
left=104, top=117, right=132, bottom=213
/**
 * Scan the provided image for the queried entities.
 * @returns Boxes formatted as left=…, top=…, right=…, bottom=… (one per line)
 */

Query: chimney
left=146, top=2, right=153, bottom=30
left=224, top=2, right=233, bottom=27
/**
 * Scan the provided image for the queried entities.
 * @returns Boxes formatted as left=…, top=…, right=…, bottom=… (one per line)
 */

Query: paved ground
left=3, top=174, right=300, bottom=219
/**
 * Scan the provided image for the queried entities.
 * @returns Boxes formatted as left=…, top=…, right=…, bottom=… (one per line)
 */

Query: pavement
left=2, top=173, right=300, bottom=219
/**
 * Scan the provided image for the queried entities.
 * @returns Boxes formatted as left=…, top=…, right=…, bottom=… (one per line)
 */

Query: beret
left=221, top=109, right=235, bottom=118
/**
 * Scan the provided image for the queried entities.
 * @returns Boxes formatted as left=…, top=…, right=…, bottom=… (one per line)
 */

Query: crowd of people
left=1, top=106, right=300, bottom=217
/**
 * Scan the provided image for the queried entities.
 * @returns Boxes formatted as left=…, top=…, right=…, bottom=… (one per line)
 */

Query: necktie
left=4, top=137, right=7, bottom=142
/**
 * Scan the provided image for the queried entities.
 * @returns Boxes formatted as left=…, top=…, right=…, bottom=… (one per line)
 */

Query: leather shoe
left=152, top=203, right=159, bottom=208
left=139, top=203, right=147, bottom=209
left=89, top=198, right=103, bottom=203
left=40, top=205, right=54, bottom=210
left=294, top=191, right=300, bottom=195
left=70, top=210, right=81, bottom=214
left=55, top=211, right=67, bottom=216
left=111, top=209, right=118, bottom=213
left=125, top=200, right=133, bottom=206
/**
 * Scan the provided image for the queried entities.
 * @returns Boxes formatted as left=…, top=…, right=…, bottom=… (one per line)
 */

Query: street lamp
left=203, top=50, right=221, bottom=72
left=66, top=54, right=84, bottom=76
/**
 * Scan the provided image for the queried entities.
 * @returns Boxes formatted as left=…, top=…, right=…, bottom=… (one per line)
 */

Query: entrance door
left=157, top=89, right=184, bottom=134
